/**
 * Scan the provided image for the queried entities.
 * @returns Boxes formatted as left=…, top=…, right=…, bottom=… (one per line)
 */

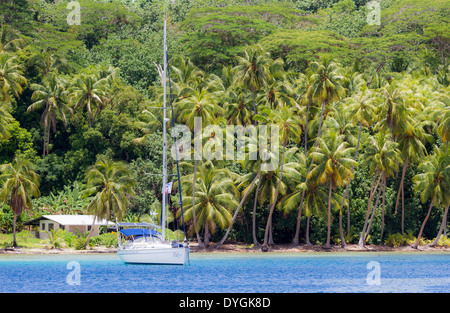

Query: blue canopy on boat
left=120, top=228, right=161, bottom=237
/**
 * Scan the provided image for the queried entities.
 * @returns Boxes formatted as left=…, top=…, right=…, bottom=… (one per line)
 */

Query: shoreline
left=1, top=243, right=449, bottom=255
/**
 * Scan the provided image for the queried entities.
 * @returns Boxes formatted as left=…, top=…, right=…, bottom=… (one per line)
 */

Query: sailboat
left=116, top=17, right=190, bottom=265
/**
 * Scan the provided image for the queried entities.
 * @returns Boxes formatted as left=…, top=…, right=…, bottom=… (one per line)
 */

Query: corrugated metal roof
left=41, top=215, right=114, bottom=226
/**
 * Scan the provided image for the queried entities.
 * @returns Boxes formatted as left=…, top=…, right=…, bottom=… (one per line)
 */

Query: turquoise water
left=0, top=252, right=448, bottom=293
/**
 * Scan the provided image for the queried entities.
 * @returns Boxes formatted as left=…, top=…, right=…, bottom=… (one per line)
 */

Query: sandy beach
left=1, top=242, right=449, bottom=255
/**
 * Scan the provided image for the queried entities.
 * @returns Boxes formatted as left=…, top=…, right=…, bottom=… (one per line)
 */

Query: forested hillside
left=0, top=0, right=448, bottom=249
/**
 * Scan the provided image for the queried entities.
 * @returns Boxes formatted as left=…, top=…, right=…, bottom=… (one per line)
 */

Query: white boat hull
left=118, top=246, right=190, bottom=265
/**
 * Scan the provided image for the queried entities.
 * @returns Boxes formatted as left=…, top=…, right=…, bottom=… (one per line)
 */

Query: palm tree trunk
left=304, top=100, right=310, bottom=156
left=12, top=211, right=17, bottom=248
left=342, top=122, right=362, bottom=234
left=325, top=180, right=333, bottom=249
left=358, top=173, right=382, bottom=248
left=252, top=174, right=262, bottom=246
left=306, top=216, right=312, bottom=246
left=401, top=178, right=405, bottom=235
left=10, top=187, right=20, bottom=248
left=217, top=169, right=261, bottom=248
left=192, top=159, right=204, bottom=248
left=85, top=215, right=96, bottom=248
left=380, top=175, right=387, bottom=243
left=292, top=101, right=326, bottom=245
left=43, top=121, right=48, bottom=156
left=87, top=97, right=92, bottom=128
left=429, top=204, right=449, bottom=247
left=339, top=211, right=346, bottom=248
left=268, top=219, right=274, bottom=245
left=317, top=101, right=326, bottom=139
left=292, top=99, right=311, bottom=246
left=204, top=223, right=210, bottom=247
left=46, top=123, right=51, bottom=156
left=412, top=200, right=434, bottom=249
left=252, top=87, right=257, bottom=126
left=292, top=195, right=303, bottom=245
left=364, top=179, right=383, bottom=242
left=395, top=157, right=408, bottom=234
left=262, top=139, right=287, bottom=250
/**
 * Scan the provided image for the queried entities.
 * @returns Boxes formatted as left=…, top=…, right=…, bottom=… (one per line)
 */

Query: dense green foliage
left=0, top=0, right=449, bottom=249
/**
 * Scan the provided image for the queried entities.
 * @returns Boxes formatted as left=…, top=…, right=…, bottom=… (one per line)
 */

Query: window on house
left=41, top=223, right=46, bottom=231
left=48, top=223, right=54, bottom=231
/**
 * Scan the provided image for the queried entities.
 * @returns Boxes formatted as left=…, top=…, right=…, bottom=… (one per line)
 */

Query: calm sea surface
left=0, top=252, right=448, bottom=293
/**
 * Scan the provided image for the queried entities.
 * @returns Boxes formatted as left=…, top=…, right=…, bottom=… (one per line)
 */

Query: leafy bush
left=90, top=232, right=118, bottom=248
left=434, top=236, right=450, bottom=247
left=17, top=230, right=33, bottom=243
left=0, top=241, right=14, bottom=249
left=384, top=233, right=410, bottom=247
left=63, top=231, right=78, bottom=248
left=40, top=229, right=66, bottom=249
left=73, top=237, right=87, bottom=250
left=384, top=232, right=431, bottom=247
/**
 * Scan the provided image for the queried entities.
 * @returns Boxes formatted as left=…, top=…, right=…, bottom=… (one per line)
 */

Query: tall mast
left=161, top=17, right=167, bottom=242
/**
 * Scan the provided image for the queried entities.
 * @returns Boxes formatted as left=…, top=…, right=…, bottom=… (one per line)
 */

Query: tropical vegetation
left=0, top=0, right=448, bottom=250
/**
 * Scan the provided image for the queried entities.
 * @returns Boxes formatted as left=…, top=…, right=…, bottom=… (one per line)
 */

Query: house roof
left=24, top=215, right=115, bottom=226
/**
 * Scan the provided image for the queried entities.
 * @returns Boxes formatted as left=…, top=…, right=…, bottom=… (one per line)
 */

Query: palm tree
left=256, top=154, right=302, bottom=247
left=224, top=89, right=254, bottom=126
left=169, top=56, right=204, bottom=96
left=29, top=50, right=71, bottom=78
left=395, top=122, right=431, bottom=234
left=322, top=102, right=361, bottom=246
left=176, top=88, right=223, bottom=129
left=0, top=53, right=27, bottom=104
left=255, top=106, right=303, bottom=250
left=339, top=90, right=377, bottom=237
left=374, top=80, right=410, bottom=140
left=306, top=55, right=345, bottom=141
left=284, top=180, right=343, bottom=246
left=83, top=158, right=136, bottom=246
left=0, top=157, right=40, bottom=248
left=308, top=131, right=357, bottom=249
left=295, top=58, right=346, bottom=239
left=179, top=161, right=238, bottom=247
left=258, top=57, right=287, bottom=110
left=69, top=67, right=109, bottom=128
left=27, top=74, right=72, bottom=156
left=175, top=84, right=223, bottom=248
left=346, top=90, right=377, bottom=154
left=41, top=228, right=66, bottom=249
left=0, top=25, right=24, bottom=54
left=411, top=150, right=450, bottom=249
left=132, top=99, right=174, bottom=145
left=217, top=128, right=282, bottom=248
left=342, top=70, right=366, bottom=97
left=0, top=101, right=13, bottom=140
left=234, top=44, right=272, bottom=123
left=430, top=102, right=450, bottom=153
left=359, top=134, right=402, bottom=246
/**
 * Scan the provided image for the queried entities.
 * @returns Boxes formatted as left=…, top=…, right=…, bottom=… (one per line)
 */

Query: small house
left=24, top=215, right=115, bottom=239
